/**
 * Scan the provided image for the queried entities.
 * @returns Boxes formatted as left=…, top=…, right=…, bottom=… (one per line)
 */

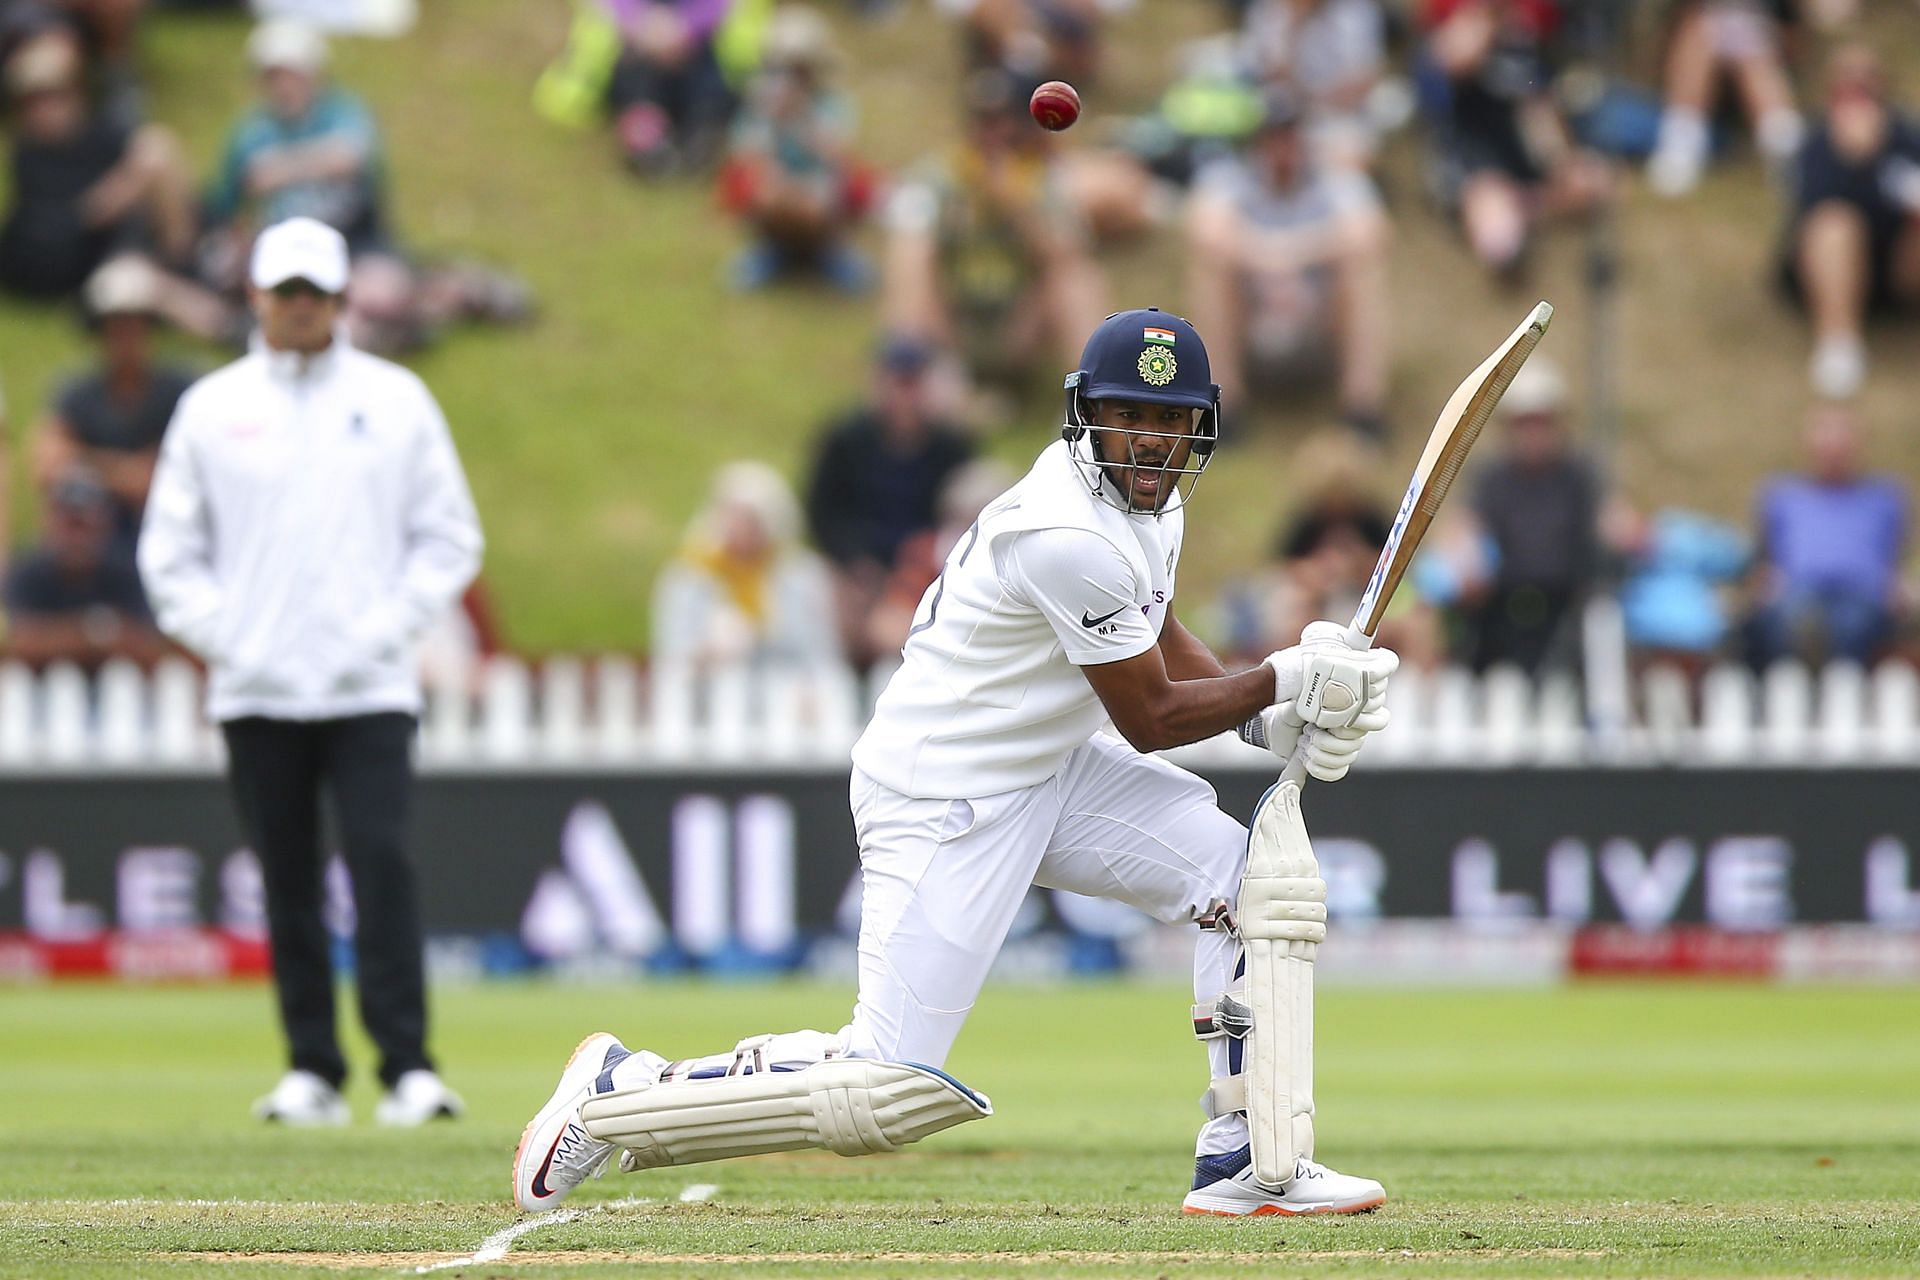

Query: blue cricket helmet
left=1062, top=307, right=1223, bottom=515
left=1071, top=307, right=1218, bottom=409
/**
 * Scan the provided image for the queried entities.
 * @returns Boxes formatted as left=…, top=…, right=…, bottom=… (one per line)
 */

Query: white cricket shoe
left=252, top=1069, right=350, bottom=1127
left=375, top=1069, right=465, bottom=1127
left=512, top=1032, right=627, bottom=1212
left=1182, top=1147, right=1386, bottom=1216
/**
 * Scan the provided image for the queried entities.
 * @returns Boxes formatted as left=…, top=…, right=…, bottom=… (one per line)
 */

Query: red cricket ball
left=1029, top=80, right=1081, bottom=132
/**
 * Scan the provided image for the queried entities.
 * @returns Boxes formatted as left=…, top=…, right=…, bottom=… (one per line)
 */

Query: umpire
left=139, top=217, right=483, bottom=1126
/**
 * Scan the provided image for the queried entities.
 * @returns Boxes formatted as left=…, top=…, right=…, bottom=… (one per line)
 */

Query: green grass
left=3, top=980, right=1919, bottom=1277
left=6, top=2, right=1920, bottom=651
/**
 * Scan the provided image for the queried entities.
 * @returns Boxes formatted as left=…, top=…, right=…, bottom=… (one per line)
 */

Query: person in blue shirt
left=206, top=19, right=386, bottom=253
left=1750, top=404, right=1908, bottom=666
left=201, top=20, right=531, bottom=354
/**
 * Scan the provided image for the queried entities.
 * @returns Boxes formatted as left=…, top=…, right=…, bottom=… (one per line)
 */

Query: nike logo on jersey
left=1081, top=605, right=1130, bottom=628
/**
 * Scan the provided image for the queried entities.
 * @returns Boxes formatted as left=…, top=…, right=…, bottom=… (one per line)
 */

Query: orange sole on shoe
left=1182, top=1195, right=1385, bottom=1217
left=510, top=1032, right=619, bottom=1206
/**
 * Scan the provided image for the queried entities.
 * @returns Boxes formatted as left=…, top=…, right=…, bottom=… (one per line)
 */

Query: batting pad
left=1239, top=779, right=1326, bottom=1190
left=582, top=1058, right=992, bottom=1171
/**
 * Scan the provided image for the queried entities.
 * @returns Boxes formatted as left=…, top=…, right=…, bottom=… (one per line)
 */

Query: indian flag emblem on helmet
left=1137, top=346, right=1177, bottom=387
left=1143, top=326, right=1177, bottom=346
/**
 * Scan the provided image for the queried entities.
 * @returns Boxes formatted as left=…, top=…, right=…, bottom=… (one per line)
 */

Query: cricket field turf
left=3, top=980, right=1917, bottom=1278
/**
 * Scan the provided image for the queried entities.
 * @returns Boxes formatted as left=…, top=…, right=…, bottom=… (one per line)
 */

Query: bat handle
left=1281, top=617, right=1378, bottom=789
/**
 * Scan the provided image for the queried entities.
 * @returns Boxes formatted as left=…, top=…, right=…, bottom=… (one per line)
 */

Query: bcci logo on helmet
left=1137, top=347, right=1177, bottom=387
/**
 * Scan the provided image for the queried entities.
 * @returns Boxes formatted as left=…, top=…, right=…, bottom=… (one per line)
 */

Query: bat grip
left=1280, top=618, right=1378, bottom=789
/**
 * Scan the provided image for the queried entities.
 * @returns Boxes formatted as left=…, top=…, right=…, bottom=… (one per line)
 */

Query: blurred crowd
left=608, top=0, right=1916, bottom=689
left=0, top=0, right=520, bottom=680
left=0, top=0, right=1915, bottom=696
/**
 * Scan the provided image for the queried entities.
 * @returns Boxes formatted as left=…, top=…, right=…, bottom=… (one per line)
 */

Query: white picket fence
left=1, top=655, right=1918, bottom=771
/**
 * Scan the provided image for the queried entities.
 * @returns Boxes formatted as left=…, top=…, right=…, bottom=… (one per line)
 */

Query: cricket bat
left=1279, top=300, right=1554, bottom=786
left=1238, top=301, right=1555, bottom=1194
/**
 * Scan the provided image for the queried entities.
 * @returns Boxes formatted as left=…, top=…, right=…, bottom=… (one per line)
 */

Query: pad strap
left=1195, top=898, right=1239, bottom=937
left=1191, top=990, right=1253, bottom=1041
left=1203, top=1074, right=1247, bottom=1117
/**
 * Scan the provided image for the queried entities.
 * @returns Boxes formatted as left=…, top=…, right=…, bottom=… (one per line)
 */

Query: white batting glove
left=1262, top=620, right=1399, bottom=733
left=1236, top=708, right=1377, bottom=780
left=1295, top=724, right=1369, bottom=782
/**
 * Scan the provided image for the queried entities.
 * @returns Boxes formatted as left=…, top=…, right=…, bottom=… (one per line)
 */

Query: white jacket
left=138, top=336, right=483, bottom=723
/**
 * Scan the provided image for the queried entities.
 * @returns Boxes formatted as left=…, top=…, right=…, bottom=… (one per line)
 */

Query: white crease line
left=411, top=1189, right=708, bottom=1275
left=2, top=1198, right=373, bottom=1209
left=414, top=1208, right=586, bottom=1274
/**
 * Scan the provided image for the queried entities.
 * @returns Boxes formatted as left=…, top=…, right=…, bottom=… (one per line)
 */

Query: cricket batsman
left=513, top=308, right=1397, bottom=1216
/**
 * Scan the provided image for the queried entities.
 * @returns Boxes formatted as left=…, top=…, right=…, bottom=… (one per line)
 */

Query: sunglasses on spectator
left=269, top=279, right=337, bottom=300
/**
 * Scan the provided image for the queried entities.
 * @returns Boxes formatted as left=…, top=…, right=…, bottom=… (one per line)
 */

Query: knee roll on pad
left=582, top=1058, right=992, bottom=1171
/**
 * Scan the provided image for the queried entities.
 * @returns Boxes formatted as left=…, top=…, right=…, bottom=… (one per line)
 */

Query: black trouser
left=222, top=712, right=431, bottom=1089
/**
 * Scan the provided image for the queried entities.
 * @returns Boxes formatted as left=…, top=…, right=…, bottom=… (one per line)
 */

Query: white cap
left=249, top=216, right=350, bottom=293
left=247, top=19, right=328, bottom=73
left=84, top=255, right=163, bottom=317
left=1500, top=359, right=1566, bottom=418
left=761, top=6, right=839, bottom=72
left=6, top=32, right=80, bottom=97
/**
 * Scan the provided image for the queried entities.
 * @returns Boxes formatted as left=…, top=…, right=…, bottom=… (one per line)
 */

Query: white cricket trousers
left=843, top=733, right=1252, bottom=1155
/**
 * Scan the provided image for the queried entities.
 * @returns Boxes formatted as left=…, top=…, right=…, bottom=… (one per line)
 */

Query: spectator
left=941, top=0, right=1127, bottom=88
left=1240, top=0, right=1389, bottom=171
left=864, top=458, right=1016, bottom=660
left=608, top=0, right=738, bottom=174
left=805, top=337, right=975, bottom=667
left=1, top=0, right=147, bottom=78
left=1749, top=404, right=1907, bottom=666
left=882, top=68, right=1106, bottom=392
left=1612, top=504, right=1749, bottom=679
left=206, top=20, right=385, bottom=255
left=204, top=20, right=530, bottom=353
left=1421, top=0, right=1611, bottom=279
left=1213, top=431, right=1440, bottom=668
left=1779, top=45, right=1920, bottom=401
left=1186, top=90, right=1390, bottom=440
left=2, top=468, right=166, bottom=669
left=718, top=5, right=874, bottom=291
left=1457, top=358, right=1599, bottom=674
left=653, top=460, right=840, bottom=669
left=1645, top=1, right=1805, bottom=198
left=0, top=31, right=227, bottom=335
left=1119, top=35, right=1266, bottom=192
left=32, top=255, right=196, bottom=552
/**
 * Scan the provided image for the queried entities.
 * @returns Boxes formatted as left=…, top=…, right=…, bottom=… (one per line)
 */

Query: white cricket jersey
left=851, top=439, right=1183, bottom=798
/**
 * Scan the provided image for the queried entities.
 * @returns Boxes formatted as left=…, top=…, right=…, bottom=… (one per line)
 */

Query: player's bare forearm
left=1159, top=610, right=1229, bottom=681
left=1081, top=641, right=1272, bottom=754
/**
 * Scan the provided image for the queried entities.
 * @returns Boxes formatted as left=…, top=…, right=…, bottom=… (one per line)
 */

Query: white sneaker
left=512, top=1033, right=627, bottom=1212
left=252, top=1069, right=350, bottom=1127
left=1182, top=1148, right=1386, bottom=1216
left=1647, top=141, right=1706, bottom=197
left=375, top=1069, right=465, bottom=1127
left=1810, top=335, right=1867, bottom=400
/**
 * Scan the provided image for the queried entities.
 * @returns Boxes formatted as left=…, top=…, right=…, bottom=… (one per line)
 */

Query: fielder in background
left=138, top=216, right=483, bottom=1127
left=513, top=308, right=1396, bottom=1216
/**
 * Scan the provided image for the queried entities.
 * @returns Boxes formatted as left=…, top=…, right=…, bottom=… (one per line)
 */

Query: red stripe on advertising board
left=1569, top=925, right=1780, bottom=978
